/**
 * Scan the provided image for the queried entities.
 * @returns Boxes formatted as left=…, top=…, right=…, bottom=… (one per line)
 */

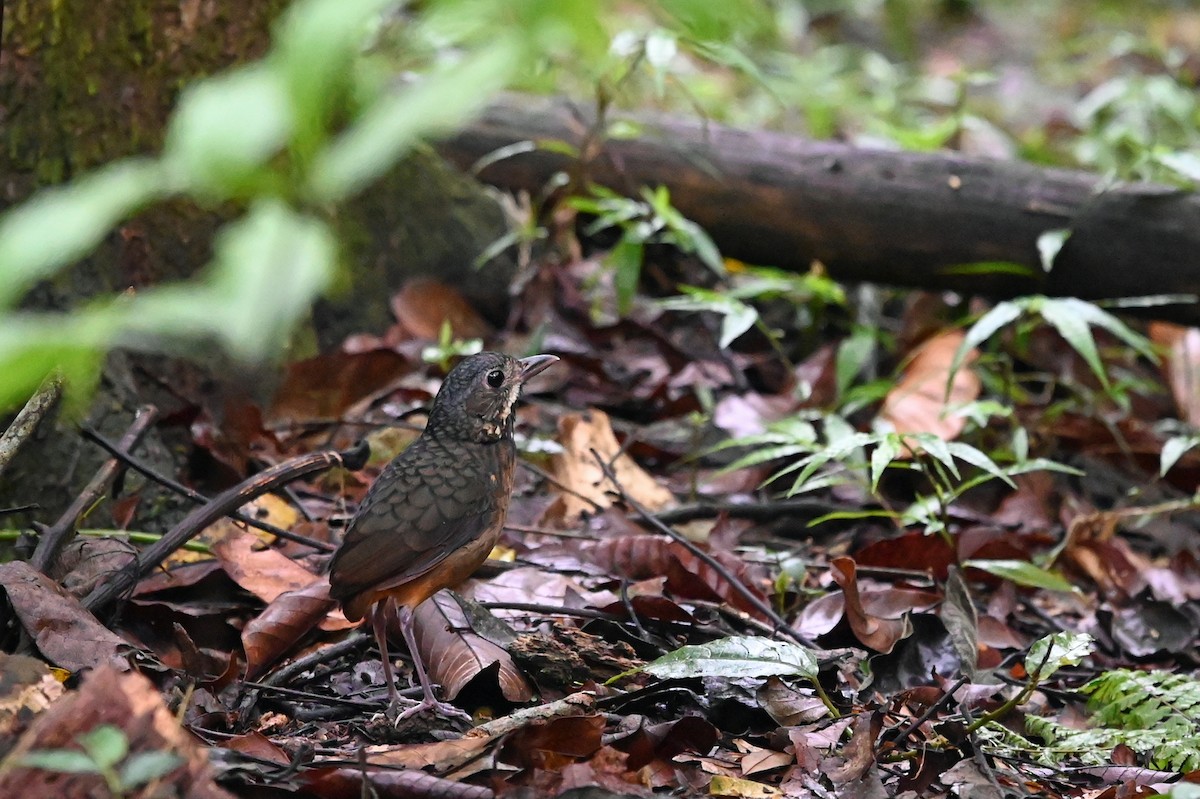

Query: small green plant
left=568, top=184, right=724, bottom=315
left=420, top=320, right=483, bottom=372
left=714, top=411, right=1076, bottom=547
left=950, top=295, right=1158, bottom=396
left=20, top=724, right=182, bottom=797
left=657, top=264, right=845, bottom=358
left=983, top=664, right=1200, bottom=774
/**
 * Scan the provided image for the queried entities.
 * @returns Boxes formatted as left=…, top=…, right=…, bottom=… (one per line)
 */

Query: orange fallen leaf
left=1149, top=321, right=1200, bottom=426
left=546, top=409, right=675, bottom=523
left=878, top=329, right=980, bottom=447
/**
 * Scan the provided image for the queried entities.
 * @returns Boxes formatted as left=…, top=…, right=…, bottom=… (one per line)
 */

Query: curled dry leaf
left=412, top=589, right=534, bottom=702
left=589, top=535, right=769, bottom=620
left=242, top=576, right=342, bottom=681
left=546, top=409, right=675, bottom=523
left=828, top=557, right=913, bottom=654
left=878, top=329, right=980, bottom=446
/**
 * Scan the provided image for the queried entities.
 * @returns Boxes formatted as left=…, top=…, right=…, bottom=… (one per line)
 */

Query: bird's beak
left=518, top=354, right=558, bottom=382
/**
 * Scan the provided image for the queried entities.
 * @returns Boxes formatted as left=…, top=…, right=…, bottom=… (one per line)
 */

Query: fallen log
left=439, top=94, right=1200, bottom=324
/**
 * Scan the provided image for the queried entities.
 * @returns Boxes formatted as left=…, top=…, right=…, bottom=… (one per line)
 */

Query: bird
left=329, top=351, right=558, bottom=722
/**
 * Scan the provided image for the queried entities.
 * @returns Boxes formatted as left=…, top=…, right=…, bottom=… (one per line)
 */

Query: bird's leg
left=371, top=599, right=402, bottom=709
left=393, top=602, right=472, bottom=723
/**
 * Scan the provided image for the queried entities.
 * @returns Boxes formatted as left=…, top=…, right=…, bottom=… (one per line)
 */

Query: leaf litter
left=10, top=143, right=1200, bottom=799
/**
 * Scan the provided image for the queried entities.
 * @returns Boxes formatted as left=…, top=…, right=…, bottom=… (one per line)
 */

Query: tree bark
left=0, top=2, right=517, bottom=524
left=439, top=94, right=1200, bottom=324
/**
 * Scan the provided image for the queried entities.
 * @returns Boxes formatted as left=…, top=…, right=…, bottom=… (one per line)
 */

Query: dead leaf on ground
left=392, top=277, right=493, bottom=340
left=0, top=664, right=233, bottom=798
left=242, top=576, right=345, bottom=681
left=1149, top=321, right=1200, bottom=426
left=269, top=348, right=411, bottom=425
left=0, top=562, right=134, bottom=673
left=0, top=654, right=63, bottom=738
left=210, top=527, right=322, bottom=604
left=877, top=329, right=980, bottom=445
left=546, top=409, right=675, bottom=523
left=828, top=558, right=914, bottom=654
left=413, top=589, right=534, bottom=702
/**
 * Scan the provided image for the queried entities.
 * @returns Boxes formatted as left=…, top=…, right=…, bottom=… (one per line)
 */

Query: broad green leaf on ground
left=964, top=559, right=1077, bottom=593
left=1025, top=632, right=1094, bottom=680
left=642, top=636, right=819, bottom=681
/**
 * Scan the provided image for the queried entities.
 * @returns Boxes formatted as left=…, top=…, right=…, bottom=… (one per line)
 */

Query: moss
left=3, top=0, right=288, bottom=185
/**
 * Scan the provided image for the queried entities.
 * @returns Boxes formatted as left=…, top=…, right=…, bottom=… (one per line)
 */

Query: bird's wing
left=328, top=438, right=506, bottom=603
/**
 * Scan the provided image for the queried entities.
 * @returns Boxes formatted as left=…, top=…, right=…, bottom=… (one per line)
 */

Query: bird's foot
left=385, top=696, right=472, bottom=725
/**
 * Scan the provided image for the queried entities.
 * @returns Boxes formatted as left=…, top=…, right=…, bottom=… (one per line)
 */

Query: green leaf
left=78, top=725, right=128, bottom=770
left=609, top=234, right=644, bottom=316
left=1039, top=298, right=1108, bottom=387
left=310, top=39, right=521, bottom=200
left=642, top=636, right=819, bottom=680
left=0, top=313, right=115, bottom=413
left=165, top=64, right=292, bottom=198
left=1161, top=435, right=1200, bottom=476
left=0, top=159, right=165, bottom=307
left=119, top=751, right=184, bottom=789
left=964, top=559, right=1077, bottom=593
left=1061, top=297, right=1157, bottom=362
left=1156, top=151, right=1200, bottom=183
left=1036, top=228, right=1071, bottom=273
left=836, top=328, right=875, bottom=399
left=122, top=201, right=336, bottom=362
left=950, top=301, right=1023, bottom=391
left=1024, top=632, right=1093, bottom=680
left=273, top=0, right=393, bottom=154
left=914, top=435, right=960, bottom=481
left=19, top=750, right=100, bottom=774
left=869, top=436, right=901, bottom=491
left=945, top=441, right=1017, bottom=488
left=717, top=302, right=758, bottom=349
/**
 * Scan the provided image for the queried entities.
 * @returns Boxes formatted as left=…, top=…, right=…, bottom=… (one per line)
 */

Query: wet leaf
left=641, top=636, right=818, bottom=681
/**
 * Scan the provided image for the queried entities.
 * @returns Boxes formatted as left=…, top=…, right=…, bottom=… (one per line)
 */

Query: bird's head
left=426, top=351, right=558, bottom=443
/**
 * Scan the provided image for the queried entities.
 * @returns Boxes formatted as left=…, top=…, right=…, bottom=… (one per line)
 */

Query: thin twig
left=589, top=448, right=815, bottom=647
left=81, top=427, right=335, bottom=552
left=0, top=374, right=64, bottom=480
left=518, top=458, right=605, bottom=513
left=83, top=443, right=367, bottom=615
left=31, top=405, right=158, bottom=574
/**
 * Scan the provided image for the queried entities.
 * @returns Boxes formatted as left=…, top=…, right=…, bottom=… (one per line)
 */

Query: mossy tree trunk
left=0, top=2, right=518, bottom=532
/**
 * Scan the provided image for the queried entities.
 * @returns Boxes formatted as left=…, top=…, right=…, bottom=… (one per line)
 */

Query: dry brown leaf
left=0, top=665, right=233, bottom=798
left=391, top=277, right=492, bottom=340
left=1149, top=321, right=1200, bottom=426
left=828, top=557, right=912, bottom=654
left=211, top=528, right=321, bottom=604
left=0, top=562, right=133, bottom=673
left=413, top=590, right=534, bottom=702
left=269, top=349, right=411, bottom=425
left=546, top=409, right=675, bottom=523
left=877, top=329, right=980, bottom=446
left=242, top=576, right=346, bottom=681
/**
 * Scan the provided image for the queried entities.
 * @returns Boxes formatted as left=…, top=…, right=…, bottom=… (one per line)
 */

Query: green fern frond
left=1007, top=670, right=1200, bottom=772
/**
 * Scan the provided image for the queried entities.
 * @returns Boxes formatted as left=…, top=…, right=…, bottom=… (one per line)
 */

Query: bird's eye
left=485, top=369, right=505, bottom=388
